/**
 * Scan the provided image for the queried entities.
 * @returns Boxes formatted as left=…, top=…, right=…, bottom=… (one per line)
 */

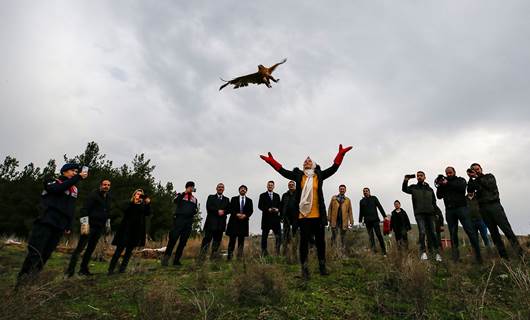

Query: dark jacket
left=203, top=194, right=230, bottom=232
left=112, top=202, right=151, bottom=247
left=467, top=173, right=500, bottom=205
left=435, top=176, right=467, bottom=209
left=80, top=189, right=111, bottom=229
left=276, top=163, right=340, bottom=226
left=402, top=180, right=438, bottom=216
left=226, top=196, right=253, bottom=237
left=38, top=174, right=82, bottom=231
left=390, top=209, right=411, bottom=234
left=467, top=197, right=482, bottom=220
left=173, top=192, right=198, bottom=226
left=258, top=191, right=281, bottom=230
left=281, top=190, right=298, bottom=226
left=359, top=196, right=386, bottom=223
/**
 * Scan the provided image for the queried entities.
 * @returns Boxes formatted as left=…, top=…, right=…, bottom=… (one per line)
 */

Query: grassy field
left=1, top=230, right=529, bottom=320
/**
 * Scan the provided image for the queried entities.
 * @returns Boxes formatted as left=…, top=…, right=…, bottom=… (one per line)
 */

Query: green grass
left=1, top=237, right=529, bottom=320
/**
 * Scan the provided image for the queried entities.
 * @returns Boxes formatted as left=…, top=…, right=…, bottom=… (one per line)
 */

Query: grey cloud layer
left=1, top=1, right=529, bottom=233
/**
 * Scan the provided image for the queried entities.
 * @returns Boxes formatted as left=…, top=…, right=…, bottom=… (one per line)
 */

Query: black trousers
left=67, top=227, right=103, bottom=274
left=299, top=218, right=326, bottom=265
left=261, top=225, right=282, bottom=256
left=200, top=229, right=224, bottom=259
left=165, top=223, right=192, bottom=263
left=394, top=231, right=409, bottom=250
left=18, top=222, right=63, bottom=280
left=108, top=245, right=135, bottom=273
left=445, top=206, right=482, bottom=262
left=331, top=227, right=346, bottom=248
left=415, top=214, right=439, bottom=253
left=480, top=202, right=523, bottom=258
left=365, top=221, right=386, bottom=254
left=227, top=235, right=245, bottom=259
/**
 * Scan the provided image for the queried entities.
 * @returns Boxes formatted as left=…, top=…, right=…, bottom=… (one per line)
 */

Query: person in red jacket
left=260, top=144, right=352, bottom=279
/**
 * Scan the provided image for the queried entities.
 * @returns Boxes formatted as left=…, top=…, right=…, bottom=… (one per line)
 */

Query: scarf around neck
left=299, top=162, right=316, bottom=216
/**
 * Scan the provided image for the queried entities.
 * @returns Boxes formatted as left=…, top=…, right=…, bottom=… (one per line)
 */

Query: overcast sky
left=1, top=1, right=529, bottom=234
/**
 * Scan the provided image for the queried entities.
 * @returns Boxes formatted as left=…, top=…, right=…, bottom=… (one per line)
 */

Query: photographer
left=17, top=163, right=88, bottom=285
left=467, top=163, right=523, bottom=259
left=161, top=181, right=198, bottom=266
left=108, top=189, right=151, bottom=275
left=435, top=167, right=482, bottom=263
left=402, top=171, right=442, bottom=261
left=66, top=179, right=112, bottom=277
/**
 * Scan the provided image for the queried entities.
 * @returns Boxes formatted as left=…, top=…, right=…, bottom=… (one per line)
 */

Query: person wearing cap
left=17, top=163, right=88, bottom=285
left=226, top=185, right=254, bottom=260
left=260, top=144, right=353, bottom=280
left=161, top=181, right=198, bottom=266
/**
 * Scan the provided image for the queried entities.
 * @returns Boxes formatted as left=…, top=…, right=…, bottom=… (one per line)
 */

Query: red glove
left=260, top=152, right=282, bottom=171
left=334, top=144, right=353, bottom=165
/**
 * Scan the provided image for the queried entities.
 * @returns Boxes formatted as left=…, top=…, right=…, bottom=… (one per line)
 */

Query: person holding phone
left=17, top=163, right=88, bottom=286
left=108, top=189, right=151, bottom=275
left=161, top=181, right=198, bottom=267
left=402, top=171, right=442, bottom=262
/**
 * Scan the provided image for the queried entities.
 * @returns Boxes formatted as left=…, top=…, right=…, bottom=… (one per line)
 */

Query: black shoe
left=301, top=264, right=310, bottom=280
left=78, top=269, right=94, bottom=276
left=65, top=269, right=75, bottom=278
left=173, top=260, right=182, bottom=266
left=319, top=261, right=330, bottom=276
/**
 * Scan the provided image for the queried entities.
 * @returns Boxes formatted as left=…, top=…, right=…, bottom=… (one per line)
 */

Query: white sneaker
left=420, top=252, right=428, bottom=260
left=435, top=254, right=442, bottom=262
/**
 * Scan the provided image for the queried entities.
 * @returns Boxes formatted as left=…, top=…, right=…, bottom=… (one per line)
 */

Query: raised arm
left=321, top=144, right=353, bottom=180
left=44, top=175, right=81, bottom=194
left=402, top=178, right=412, bottom=194
left=260, top=152, right=297, bottom=180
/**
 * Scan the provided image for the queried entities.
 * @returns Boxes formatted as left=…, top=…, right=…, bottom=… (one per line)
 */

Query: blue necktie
left=240, top=197, right=245, bottom=212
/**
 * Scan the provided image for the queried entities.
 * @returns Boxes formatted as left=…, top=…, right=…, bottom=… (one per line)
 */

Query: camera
left=405, top=174, right=416, bottom=179
left=140, top=194, right=149, bottom=200
left=434, top=174, right=447, bottom=187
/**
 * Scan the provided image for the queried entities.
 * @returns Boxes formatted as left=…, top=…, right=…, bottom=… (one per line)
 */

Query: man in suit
left=226, top=185, right=254, bottom=260
left=258, top=181, right=282, bottom=256
left=199, top=183, right=230, bottom=261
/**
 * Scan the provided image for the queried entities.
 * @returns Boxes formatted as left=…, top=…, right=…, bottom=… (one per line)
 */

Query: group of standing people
left=16, top=147, right=525, bottom=286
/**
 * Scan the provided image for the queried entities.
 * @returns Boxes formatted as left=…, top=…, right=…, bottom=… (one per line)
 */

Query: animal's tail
left=219, top=78, right=230, bottom=91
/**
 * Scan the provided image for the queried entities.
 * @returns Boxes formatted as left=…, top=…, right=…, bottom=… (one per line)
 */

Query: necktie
left=269, top=192, right=273, bottom=200
left=240, top=197, right=245, bottom=212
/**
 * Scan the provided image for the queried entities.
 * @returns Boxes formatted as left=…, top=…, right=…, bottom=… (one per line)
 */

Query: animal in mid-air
left=219, top=58, right=287, bottom=91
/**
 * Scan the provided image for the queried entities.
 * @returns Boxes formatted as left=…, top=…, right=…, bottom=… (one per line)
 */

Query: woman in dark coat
left=260, top=144, right=352, bottom=279
left=108, top=189, right=151, bottom=274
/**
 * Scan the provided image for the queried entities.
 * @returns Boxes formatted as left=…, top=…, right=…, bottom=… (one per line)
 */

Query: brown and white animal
left=219, top=58, right=287, bottom=91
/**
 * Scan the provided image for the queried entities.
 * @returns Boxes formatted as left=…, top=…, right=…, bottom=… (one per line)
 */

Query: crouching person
left=17, top=163, right=87, bottom=286
left=108, top=189, right=151, bottom=275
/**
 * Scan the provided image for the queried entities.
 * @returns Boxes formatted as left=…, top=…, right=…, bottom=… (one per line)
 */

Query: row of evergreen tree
left=0, top=142, right=202, bottom=239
